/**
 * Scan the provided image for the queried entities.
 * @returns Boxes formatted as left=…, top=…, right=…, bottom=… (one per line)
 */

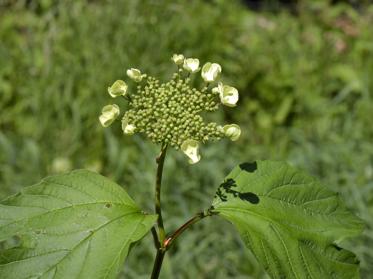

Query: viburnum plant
left=0, top=54, right=364, bottom=279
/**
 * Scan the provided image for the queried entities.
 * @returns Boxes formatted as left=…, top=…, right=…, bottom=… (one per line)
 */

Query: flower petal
left=108, top=80, right=128, bottom=98
left=171, top=54, right=185, bottom=65
left=121, top=116, right=136, bottom=135
left=99, top=104, right=120, bottom=127
left=201, top=62, right=222, bottom=82
left=181, top=139, right=201, bottom=164
left=220, top=85, right=239, bottom=107
left=126, top=68, right=143, bottom=82
left=183, top=58, right=200, bottom=73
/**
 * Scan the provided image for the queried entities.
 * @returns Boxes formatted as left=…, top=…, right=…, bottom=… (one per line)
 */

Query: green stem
left=151, top=144, right=168, bottom=279
left=150, top=210, right=211, bottom=279
left=155, top=144, right=167, bottom=243
left=151, top=226, right=160, bottom=249
left=151, top=248, right=165, bottom=279
left=151, top=144, right=212, bottom=278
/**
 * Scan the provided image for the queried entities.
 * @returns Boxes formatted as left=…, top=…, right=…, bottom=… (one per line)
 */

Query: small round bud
left=223, top=124, right=241, bottom=141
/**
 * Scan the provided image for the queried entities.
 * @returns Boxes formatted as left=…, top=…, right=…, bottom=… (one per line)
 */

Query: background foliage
left=0, top=0, right=372, bottom=278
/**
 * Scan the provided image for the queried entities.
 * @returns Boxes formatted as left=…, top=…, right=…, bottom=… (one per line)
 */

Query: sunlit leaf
left=0, top=170, right=156, bottom=279
left=212, top=160, right=364, bottom=279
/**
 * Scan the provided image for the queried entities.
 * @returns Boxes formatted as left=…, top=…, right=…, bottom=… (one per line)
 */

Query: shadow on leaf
left=215, top=178, right=259, bottom=204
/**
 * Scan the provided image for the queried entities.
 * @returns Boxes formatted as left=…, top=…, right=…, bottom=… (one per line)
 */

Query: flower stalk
left=151, top=144, right=168, bottom=279
left=155, top=144, right=168, bottom=243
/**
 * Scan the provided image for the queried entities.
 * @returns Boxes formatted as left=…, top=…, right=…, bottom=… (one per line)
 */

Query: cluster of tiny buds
left=99, top=54, right=241, bottom=164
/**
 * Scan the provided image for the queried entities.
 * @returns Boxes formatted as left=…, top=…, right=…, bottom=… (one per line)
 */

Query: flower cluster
left=99, top=54, right=241, bottom=164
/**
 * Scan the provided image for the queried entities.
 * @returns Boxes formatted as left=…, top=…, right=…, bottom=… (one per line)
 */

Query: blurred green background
left=1, top=0, right=372, bottom=278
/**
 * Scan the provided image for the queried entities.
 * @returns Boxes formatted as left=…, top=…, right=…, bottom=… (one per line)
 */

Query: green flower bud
left=121, top=116, right=136, bottom=135
left=183, top=58, right=200, bottom=73
left=223, top=124, right=241, bottom=141
left=99, top=104, right=120, bottom=127
left=171, top=54, right=184, bottom=65
left=127, top=68, right=143, bottom=82
left=212, top=82, right=223, bottom=95
left=201, top=62, right=222, bottom=82
left=108, top=80, right=128, bottom=98
left=181, top=139, right=201, bottom=164
left=213, top=82, right=239, bottom=107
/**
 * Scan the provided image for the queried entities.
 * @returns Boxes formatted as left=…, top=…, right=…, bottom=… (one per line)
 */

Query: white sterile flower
left=108, top=80, right=128, bottom=98
left=171, top=54, right=184, bottom=65
left=201, top=62, right=222, bottom=82
left=183, top=58, right=200, bottom=73
left=181, top=139, right=201, bottom=164
left=99, top=104, right=120, bottom=127
left=126, top=68, right=143, bottom=82
left=223, top=124, right=241, bottom=141
left=121, top=117, right=136, bottom=135
left=213, top=82, right=239, bottom=107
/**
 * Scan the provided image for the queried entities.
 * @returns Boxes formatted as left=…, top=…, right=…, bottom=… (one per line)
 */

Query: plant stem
left=151, top=144, right=212, bottom=279
left=155, top=144, right=167, bottom=243
left=151, top=144, right=168, bottom=279
left=151, top=248, right=165, bottom=279
left=150, top=211, right=212, bottom=279
left=151, top=227, right=160, bottom=249
left=163, top=210, right=213, bottom=250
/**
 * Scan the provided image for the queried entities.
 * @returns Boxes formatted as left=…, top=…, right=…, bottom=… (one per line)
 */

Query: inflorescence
left=99, top=54, right=241, bottom=164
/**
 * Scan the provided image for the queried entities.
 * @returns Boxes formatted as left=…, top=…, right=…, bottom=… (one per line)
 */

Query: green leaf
left=0, top=170, right=156, bottom=279
left=212, top=160, right=364, bottom=279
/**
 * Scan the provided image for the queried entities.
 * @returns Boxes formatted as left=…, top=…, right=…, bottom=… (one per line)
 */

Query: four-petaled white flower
left=181, top=139, right=201, bottom=164
left=213, top=82, right=239, bottom=107
left=99, top=104, right=120, bottom=127
left=223, top=124, right=241, bottom=141
left=171, top=54, right=185, bottom=65
left=108, top=80, right=128, bottom=98
left=126, top=68, right=143, bottom=82
left=201, top=62, right=222, bottom=83
left=183, top=58, right=200, bottom=73
left=121, top=117, right=136, bottom=135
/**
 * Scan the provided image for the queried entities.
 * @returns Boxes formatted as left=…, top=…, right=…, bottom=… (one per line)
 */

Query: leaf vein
left=0, top=202, right=136, bottom=234
left=37, top=211, right=137, bottom=278
left=270, top=224, right=299, bottom=279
